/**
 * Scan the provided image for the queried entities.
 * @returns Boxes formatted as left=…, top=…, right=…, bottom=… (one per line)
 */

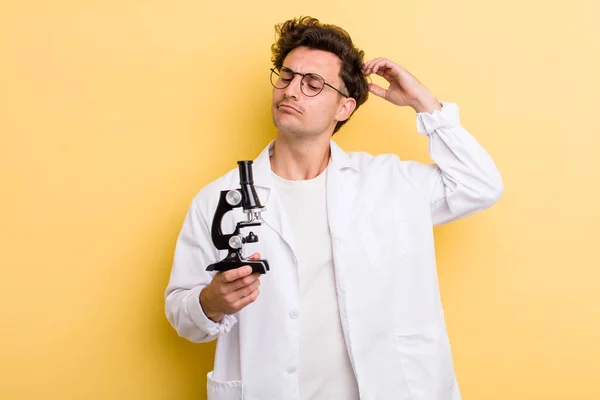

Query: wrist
left=411, top=93, right=442, bottom=114
left=199, top=288, right=224, bottom=323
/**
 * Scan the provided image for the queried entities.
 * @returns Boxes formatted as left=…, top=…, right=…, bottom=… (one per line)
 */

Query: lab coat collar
left=251, top=138, right=359, bottom=190
left=249, top=139, right=360, bottom=244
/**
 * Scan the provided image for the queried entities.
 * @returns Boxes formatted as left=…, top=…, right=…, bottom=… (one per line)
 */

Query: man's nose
left=283, top=75, right=302, bottom=99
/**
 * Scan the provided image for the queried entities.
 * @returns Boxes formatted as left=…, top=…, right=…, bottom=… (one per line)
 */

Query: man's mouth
left=278, top=103, right=301, bottom=114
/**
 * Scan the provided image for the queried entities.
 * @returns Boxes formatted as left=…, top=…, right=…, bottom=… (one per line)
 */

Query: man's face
left=271, top=47, right=353, bottom=139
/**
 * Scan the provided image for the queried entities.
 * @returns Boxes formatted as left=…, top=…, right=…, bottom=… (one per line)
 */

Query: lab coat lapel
left=327, top=140, right=360, bottom=240
left=250, top=141, right=297, bottom=253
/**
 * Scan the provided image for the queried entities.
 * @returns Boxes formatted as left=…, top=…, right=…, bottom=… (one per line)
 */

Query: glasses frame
left=270, top=67, right=349, bottom=98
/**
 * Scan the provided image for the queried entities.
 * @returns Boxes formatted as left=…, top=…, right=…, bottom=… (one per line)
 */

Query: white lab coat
left=165, top=101, right=503, bottom=400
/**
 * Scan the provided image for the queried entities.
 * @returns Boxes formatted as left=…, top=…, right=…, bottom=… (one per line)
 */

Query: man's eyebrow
left=281, top=65, right=324, bottom=77
left=281, top=65, right=299, bottom=72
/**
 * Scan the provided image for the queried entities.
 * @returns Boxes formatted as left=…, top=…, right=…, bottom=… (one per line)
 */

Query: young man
left=165, top=16, right=502, bottom=400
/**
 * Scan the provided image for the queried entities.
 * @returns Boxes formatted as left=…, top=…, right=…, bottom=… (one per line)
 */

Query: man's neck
left=270, top=133, right=331, bottom=181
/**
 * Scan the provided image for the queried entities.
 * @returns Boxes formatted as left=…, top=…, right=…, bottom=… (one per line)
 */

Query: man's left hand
left=362, top=58, right=442, bottom=113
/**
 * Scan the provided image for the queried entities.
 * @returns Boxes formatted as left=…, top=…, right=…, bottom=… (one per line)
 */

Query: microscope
left=206, top=161, right=270, bottom=274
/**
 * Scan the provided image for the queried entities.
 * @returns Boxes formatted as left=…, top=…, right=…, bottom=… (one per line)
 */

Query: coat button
left=289, top=309, right=300, bottom=319
left=287, top=365, right=297, bottom=374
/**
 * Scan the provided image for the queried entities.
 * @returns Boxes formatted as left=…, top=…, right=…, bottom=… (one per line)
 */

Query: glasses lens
left=301, top=74, right=324, bottom=97
left=271, top=68, right=293, bottom=89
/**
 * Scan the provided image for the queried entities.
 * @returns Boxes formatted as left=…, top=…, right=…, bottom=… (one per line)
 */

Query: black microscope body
left=206, top=161, right=270, bottom=274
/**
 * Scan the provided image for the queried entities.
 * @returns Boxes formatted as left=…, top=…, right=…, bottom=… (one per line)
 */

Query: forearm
left=417, top=102, right=503, bottom=224
left=411, top=91, right=442, bottom=114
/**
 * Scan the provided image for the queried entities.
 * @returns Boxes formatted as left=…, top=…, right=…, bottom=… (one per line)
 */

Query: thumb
left=368, top=83, right=388, bottom=99
left=248, top=252, right=261, bottom=260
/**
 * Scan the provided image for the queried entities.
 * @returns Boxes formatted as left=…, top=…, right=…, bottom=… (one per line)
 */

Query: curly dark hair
left=271, top=16, right=369, bottom=134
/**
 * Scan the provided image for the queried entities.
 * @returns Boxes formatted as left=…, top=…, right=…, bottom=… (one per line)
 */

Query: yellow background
left=1, top=0, right=599, bottom=399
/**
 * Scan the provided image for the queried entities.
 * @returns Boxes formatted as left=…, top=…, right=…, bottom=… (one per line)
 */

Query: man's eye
left=281, top=78, right=292, bottom=82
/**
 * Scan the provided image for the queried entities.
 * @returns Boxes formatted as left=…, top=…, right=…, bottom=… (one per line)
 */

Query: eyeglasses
left=270, top=67, right=349, bottom=98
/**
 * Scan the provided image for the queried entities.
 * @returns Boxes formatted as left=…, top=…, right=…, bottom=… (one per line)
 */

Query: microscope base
left=206, top=254, right=269, bottom=274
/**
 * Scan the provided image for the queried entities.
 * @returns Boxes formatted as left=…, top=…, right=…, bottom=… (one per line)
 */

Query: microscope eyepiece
left=237, top=160, right=263, bottom=212
left=238, top=161, right=254, bottom=185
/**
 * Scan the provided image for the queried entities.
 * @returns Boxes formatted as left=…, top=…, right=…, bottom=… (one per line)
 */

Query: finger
left=362, top=57, right=383, bottom=71
left=231, top=288, right=260, bottom=311
left=227, top=278, right=261, bottom=302
left=364, top=64, right=393, bottom=81
left=221, top=265, right=253, bottom=283
left=248, top=252, right=261, bottom=260
left=224, top=272, right=261, bottom=292
left=363, top=58, right=387, bottom=76
left=365, top=57, right=385, bottom=67
left=363, top=58, right=388, bottom=74
left=368, top=83, right=388, bottom=99
left=367, top=60, right=403, bottom=83
left=371, top=58, right=396, bottom=76
left=378, top=61, right=415, bottom=84
left=373, top=68, right=398, bottom=84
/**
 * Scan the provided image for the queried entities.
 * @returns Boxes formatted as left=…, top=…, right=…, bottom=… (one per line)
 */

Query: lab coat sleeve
left=410, top=100, right=503, bottom=225
left=164, top=198, right=237, bottom=343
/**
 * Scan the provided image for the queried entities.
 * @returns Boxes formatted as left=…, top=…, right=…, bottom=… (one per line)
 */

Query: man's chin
left=273, top=117, right=300, bottom=133
left=275, top=123, right=307, bottom=138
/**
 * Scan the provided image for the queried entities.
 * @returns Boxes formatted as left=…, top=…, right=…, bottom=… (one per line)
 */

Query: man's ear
left=334, top=97, right=357, bottom=123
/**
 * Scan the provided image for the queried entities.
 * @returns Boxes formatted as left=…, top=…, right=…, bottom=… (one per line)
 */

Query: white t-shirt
left=272, top=168, right=360, bottom=400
